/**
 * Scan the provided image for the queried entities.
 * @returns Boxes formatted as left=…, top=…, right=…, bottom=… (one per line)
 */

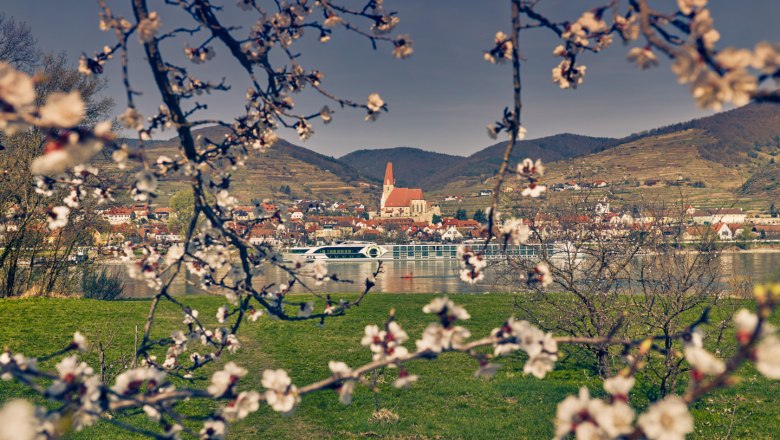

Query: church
left=378, top=162, right=440, bottom=223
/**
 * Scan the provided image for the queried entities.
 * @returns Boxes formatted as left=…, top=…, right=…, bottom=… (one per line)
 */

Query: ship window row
left=390, top=244, right=554, bottom=259
left=313, top=247, right=363, bottom=254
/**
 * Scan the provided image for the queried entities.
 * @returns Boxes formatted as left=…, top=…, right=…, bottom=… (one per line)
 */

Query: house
left=132, top=204, right=149, bottom=221
left=478, top=189, right=493, bottom=197
left=752, top=216, right=780, bottom=225
left=692, top=208, right=746, bottom=225
left=753, top=225, right=780, bottom=238
left=441, top=226, right=464, bottom=241
left=593, top=180, right=608, bottom=188
left=709, top=208, right=746, bottom=224
left=102, top=207, right=133, bottom=225
left=153, top=207, right=171, bottom=220
left=714, top=223, right=733, bottom=240
left=289, top=210, right=304, bottom=220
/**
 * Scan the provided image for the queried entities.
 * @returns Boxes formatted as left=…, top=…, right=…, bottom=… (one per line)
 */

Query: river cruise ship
left=283, top=241, right=559, bottom=262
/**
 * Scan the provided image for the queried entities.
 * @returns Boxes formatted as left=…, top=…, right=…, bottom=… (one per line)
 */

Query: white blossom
left=143, top=405, right=160, bottom=421
left=165, top=244, right=184, bottom=266
left=690, top=9, right=720, bottom=50
left=118, top=108, right=143, bottom=130
left=367, top=93, right=385, bottom=113
left=182, top=309, right=199, bottom=326
left=755, top=334, right=780, bottom=379
left=207, top=362, right=247, bottom=397
left=0, top=400, right=39, bottom=440
left=393, top=370, right=418, bottom=389
left=554, top=387, right=593, bottom=439
left=723, top=69, right=758, bottom=106
left=262, top=369, right=299, bottom=414
left=415, top=323, right=471, bottom=353
left=637, top=395, right=694, bottom=440
left=603, top=375, right=635, bottom=399
left=393, top=34, right=414, bottom=59
left=328, top=361, right=351, bottom=377
left=47, top=206, right=70, bottom=230
left=501, top=218, right=530, bottom=245
left=590, top=400, right=636, bottom=438
left=222, top=390, right=260, bottom=421
left=678, top=0, right=708, bottom=15
left=71, top=332, right=88, bottom=351
left=627, top=47, right=660, bottom=70
left=0, top=63, right=35, bottom=109
left=38, top=92, right=84, bottom=128
left=552, top=59, right=586, bottom=89
left=752, top=41, right=780, bottom=74
left=422, top=296, right=470, bottom=320
left=112, top=367, right=166, bottom=395
left=137, top=11, right=161, bottom=42
left=337, top=379, right=356, bottom=404
left=716, top=47, right=754, bottom=71
left=529, top=262, right=553, bottom=288
left=684, top=346, right=725, bottom=377
left=199, top=419, right=226, bottom=440
left=672, top=45, right=703, bottom=84
left=524, top=352, right=557, bottom=379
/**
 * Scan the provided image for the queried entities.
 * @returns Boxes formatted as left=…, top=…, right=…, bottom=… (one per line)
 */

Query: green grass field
left=1, top=294, right=779, bottom=439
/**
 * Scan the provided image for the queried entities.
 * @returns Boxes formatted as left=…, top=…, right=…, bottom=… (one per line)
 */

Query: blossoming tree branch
left=0, top=0, right=780, bottom=439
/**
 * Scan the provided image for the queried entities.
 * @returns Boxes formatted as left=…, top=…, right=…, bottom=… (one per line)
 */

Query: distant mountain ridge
left=113, top=126, right=377, bottom=204
left=340, top=147, right=464, bottom=188
left=341, top=134, right=619, bottom=190
left=114, top=103, right=780, bottom=206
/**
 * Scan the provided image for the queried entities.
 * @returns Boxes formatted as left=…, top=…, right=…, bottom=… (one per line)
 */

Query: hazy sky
left=4, top=1, right=780, bottom=157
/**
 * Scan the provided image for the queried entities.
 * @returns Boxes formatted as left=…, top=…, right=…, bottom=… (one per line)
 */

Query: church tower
left=381, top=162, right=394, bottom=209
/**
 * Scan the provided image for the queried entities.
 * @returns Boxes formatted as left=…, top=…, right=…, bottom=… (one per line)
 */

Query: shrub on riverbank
left=81, top=267, right=124, bottom=300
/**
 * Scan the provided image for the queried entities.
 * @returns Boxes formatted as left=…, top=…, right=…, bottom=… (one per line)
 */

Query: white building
left=441, top=226, right=464, bottom=241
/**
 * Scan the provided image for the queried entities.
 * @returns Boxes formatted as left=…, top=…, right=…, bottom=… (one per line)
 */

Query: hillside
left=624, top=103, right=780, bottom=163
left=540, top=129, right=750, bottom=207
left=432, top=104, right=780, bottom=213
left=340, top=147, right=464, bottom=188
left=424, top=133, right=619, bottom=193
left=108, top=127, right=377, bottom=205
left=105, top=103, right=780, bottom=210
left=537, top=104, right=780, bottom=208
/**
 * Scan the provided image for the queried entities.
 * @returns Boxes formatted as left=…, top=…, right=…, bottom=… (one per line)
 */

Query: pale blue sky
left=4, top=1, right=780, bottom=156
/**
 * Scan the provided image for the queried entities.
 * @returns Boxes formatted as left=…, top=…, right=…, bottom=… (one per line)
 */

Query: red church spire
left=384, top=162, right=394, bottom=186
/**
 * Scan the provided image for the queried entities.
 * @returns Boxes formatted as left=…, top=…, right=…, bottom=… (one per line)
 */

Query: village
left=86, top=162, right=780, bottom=250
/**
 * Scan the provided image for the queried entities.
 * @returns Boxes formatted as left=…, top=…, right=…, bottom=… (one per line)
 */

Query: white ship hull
left=282, top=241, right=560, bottom=262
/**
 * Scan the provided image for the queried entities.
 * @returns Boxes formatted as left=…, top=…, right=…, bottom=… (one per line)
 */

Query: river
left=117, top=250, right=780, bottom=298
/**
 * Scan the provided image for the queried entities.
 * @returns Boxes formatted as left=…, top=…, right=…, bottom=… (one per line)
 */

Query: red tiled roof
left=384, top=188, right=424, bottom=207
left=105, top=207, right=132, bottom=215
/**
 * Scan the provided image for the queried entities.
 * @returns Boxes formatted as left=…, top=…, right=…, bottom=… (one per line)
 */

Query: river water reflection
left=118, top=251, right=780, bottom=298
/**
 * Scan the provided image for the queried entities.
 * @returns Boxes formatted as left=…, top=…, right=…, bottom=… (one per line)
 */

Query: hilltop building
left=379, top=162, right=440, bottom=223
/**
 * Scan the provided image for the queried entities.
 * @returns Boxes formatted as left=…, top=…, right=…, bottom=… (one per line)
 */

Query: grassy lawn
left=1, top=294, right=779, bottom=439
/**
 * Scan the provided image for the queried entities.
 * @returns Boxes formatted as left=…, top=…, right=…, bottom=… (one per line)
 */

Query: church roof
left=384, top=162, right=394, bottom=185
left=384, top=188, right=424, bottom=207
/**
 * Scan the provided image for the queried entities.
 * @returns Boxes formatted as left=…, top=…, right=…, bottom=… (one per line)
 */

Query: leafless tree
left=0, top=12, right=37, bottom=72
